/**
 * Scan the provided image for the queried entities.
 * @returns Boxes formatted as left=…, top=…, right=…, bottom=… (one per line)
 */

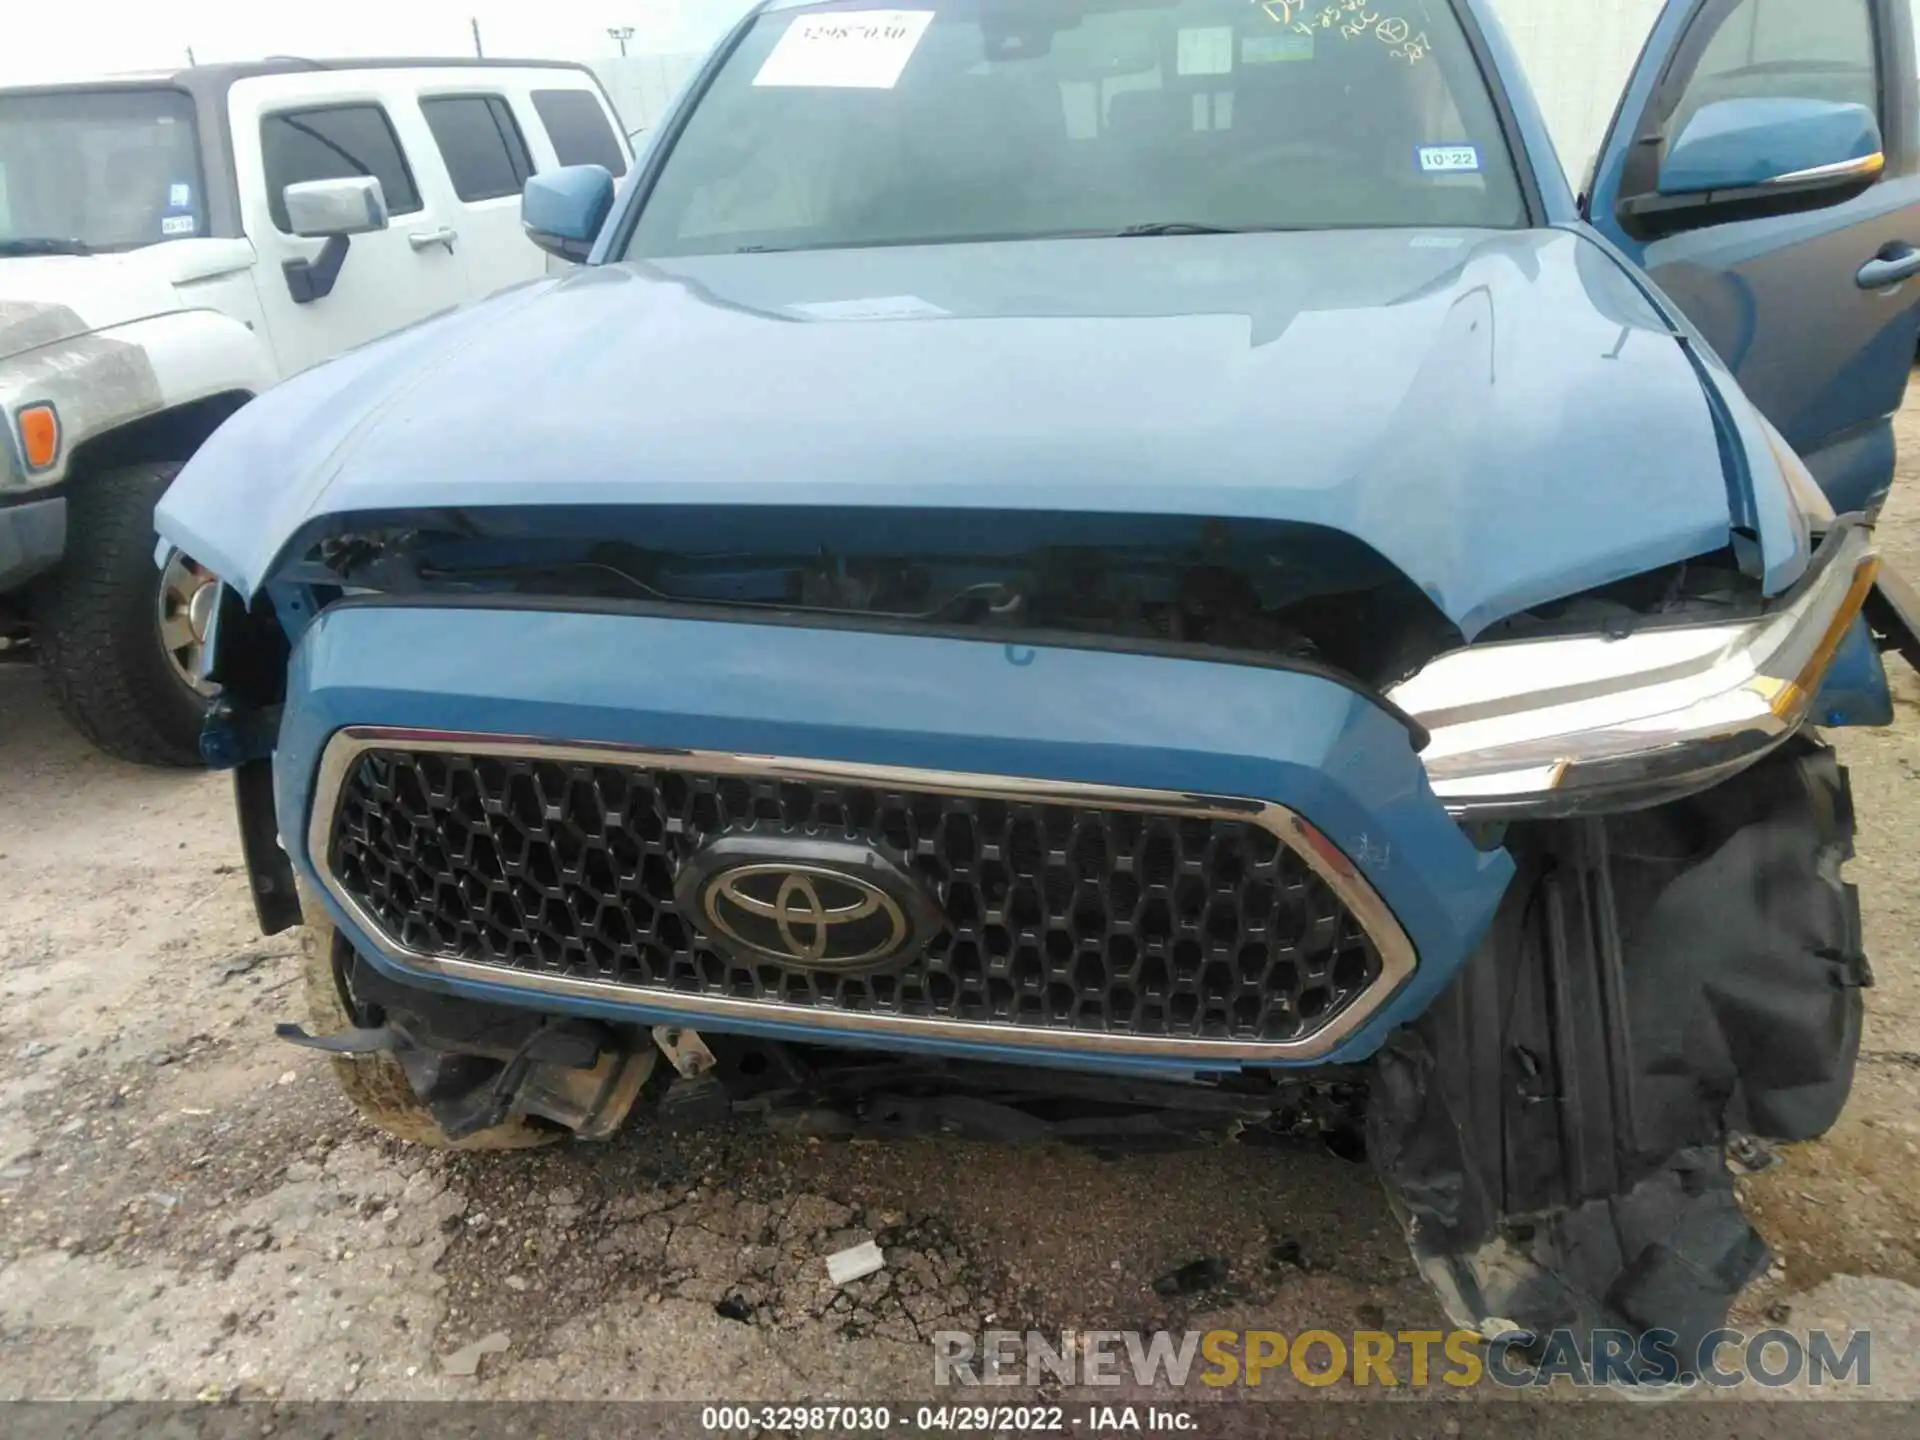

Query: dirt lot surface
left=6, top=409, right=1920, bottom=1418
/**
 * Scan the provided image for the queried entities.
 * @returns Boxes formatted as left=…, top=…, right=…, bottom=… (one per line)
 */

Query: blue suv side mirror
left=1619, top=98, right=1883, bottom=240
left=522, top=166, right=617, bottom=263
left=1660, top=98, right=1883, bottom=196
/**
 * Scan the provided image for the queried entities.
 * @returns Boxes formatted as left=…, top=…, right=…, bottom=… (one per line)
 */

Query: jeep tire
left=300, top=915, right=560, bottom=1150
left=34, top=461, right=209, bottom=766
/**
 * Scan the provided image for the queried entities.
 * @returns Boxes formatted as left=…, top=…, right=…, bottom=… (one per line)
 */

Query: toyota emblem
left=677, top=836, right=941, bottom=972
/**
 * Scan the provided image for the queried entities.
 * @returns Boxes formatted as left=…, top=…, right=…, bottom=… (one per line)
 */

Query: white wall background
left=1484, top=0, right=1666, bottom=191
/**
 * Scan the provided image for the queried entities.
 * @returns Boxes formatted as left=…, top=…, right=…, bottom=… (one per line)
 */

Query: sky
left=2, top=0, right=756, bottom=84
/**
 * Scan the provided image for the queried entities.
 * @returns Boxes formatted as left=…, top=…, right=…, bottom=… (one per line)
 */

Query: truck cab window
left=531, top=89, right=628, bottom=176
left=261, top=104, right=422, bottom=232
left=422, top=95, right=534, bottom=203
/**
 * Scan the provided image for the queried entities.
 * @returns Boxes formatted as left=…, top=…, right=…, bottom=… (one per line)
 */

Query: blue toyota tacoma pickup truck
left=152, top=0, right=1920, bottom=1366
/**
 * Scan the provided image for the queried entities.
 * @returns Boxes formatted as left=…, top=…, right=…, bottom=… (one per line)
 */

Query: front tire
left=300, top=916, right=560, bottom=1150
left=33, top=460, right=210, bottom=766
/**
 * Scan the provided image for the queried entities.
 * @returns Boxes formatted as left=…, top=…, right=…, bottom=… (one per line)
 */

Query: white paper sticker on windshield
left=1177, top=26, right=1235, bottom=76
left=754, top=10, right=935, bottom=89
left=790, top=295, right=950, bottom=321
left=1418, top=145, right=1482, bottom=174
left=168, top=182, right=192, bottom=208
left=161, top=214, right=196, bottom=236
left=1242, top=32, right=1313, bottom=64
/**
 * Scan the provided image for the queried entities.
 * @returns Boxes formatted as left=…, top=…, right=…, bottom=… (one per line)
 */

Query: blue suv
left=158, top=0, right=1920, bottom=1366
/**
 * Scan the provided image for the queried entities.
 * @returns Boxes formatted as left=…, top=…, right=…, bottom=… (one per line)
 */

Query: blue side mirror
left=1659, top=98, right=1883, bottom=197
left=522, top=166, right=616, bottom=263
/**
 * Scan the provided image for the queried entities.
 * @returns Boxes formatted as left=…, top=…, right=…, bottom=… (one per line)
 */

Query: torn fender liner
left=1369, top=742, right=1865, bottom=1372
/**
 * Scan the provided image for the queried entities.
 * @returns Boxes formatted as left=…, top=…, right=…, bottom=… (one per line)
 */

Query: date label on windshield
left=754, top=10, right=935, bottom=90
left=1418, top=145, right=1482, bottom=174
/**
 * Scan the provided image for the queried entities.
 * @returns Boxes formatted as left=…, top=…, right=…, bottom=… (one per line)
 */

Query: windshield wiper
left=1113, top=222, right=1245, bottom=237
left=723, top=223, right=1267, bottom=255
left=0, top=237, right=92, bottom=257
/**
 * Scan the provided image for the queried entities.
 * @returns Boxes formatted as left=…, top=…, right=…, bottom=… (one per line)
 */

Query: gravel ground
left=5, top=405, right=1920, bottom=1413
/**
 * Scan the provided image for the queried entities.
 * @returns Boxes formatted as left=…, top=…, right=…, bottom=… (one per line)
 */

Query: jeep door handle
left=1857, top=245, right=1920, bottom=289
left=408, top=226, right=457, bottom=255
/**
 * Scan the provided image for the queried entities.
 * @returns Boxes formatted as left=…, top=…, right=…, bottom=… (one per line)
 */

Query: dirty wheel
left=300, top=916, right=560, bottom=1150
left=33, top=460, right=211, bottom=766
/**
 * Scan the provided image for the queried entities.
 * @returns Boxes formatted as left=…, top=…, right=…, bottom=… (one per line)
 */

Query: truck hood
left=0, top=240, right=256, bottom=360
left=159, top=228, right=1743, bottom=636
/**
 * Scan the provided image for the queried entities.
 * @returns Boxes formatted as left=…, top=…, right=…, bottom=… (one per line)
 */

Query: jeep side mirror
left=284, top=176, right=391, bottom=238
left=522, top=166, right=615, bottom=263
left=1619, top=98, right=1884, bottom=240
left=281, top=177, right=390, bottom=305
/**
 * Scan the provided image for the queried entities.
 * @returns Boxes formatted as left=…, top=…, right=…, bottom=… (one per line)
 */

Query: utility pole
left=471, top=17, right=484, bottom=57
left=608, top=25, right=635, bottom=57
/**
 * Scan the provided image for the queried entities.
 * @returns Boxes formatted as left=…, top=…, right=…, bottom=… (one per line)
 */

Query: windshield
left=0, top=88, right=206, bottom=255
left=627, top=0, right=1525, bottom=258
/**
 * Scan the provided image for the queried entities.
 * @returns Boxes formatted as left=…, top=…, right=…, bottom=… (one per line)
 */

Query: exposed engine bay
left=280, top=507, right=1763, bottom=699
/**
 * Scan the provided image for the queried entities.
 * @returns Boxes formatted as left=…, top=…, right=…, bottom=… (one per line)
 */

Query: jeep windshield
left=627, top=0, right=1525, bottom=259
left=0, top=87, right=206, bottom=255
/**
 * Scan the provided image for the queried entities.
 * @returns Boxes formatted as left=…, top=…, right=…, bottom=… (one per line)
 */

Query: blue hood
left=160, top=228, right=1749, bottom=637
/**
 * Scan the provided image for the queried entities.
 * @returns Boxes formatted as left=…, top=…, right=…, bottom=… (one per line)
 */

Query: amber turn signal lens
left=17, top=404, right=59, bottom=471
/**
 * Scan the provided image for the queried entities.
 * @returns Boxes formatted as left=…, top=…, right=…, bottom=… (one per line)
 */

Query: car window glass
left=1668, top=0, right=1879, bottom=143
left=261, top=104, right=422, bottom=232
left=531, top=89, right=627, bottom=176
left=627, top=0, right=1526, bottom=261
left=0, top=87, right=205, bottom=251
left=422, top=95, right=535, bottom=202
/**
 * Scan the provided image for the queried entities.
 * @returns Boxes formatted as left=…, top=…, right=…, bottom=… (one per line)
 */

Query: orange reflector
left=1769, top=555, right=1883, bottom=720
left=18, top=404, right=59, bottom=471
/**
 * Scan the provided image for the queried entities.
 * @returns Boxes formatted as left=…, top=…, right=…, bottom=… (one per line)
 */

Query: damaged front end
left=192, top=492, right=1904, bottom=1383
left=1370, top=516, right=1888, bottom=1374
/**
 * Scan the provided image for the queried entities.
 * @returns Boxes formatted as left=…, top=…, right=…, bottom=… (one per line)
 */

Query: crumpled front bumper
left=275, top=602, right=1514, bottom=1073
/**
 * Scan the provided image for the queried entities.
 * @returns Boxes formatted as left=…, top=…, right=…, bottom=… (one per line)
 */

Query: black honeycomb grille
left=327, top=749, right=1386, bottom=1044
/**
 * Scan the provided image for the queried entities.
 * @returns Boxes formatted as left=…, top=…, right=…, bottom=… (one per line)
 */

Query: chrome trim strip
left=1767, top=151, right=1885, bottom=187
left=306, top=728, right=1418, bottom=1063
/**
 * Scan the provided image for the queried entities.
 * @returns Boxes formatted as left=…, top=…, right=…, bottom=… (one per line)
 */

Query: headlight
left=1388, top=522, right=1879, bottom=819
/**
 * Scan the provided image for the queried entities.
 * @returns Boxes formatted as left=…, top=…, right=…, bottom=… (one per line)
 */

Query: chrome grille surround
left=307, top=727, right=1418, bottom=1062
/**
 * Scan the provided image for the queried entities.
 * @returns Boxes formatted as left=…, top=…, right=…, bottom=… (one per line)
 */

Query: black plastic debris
left=1268, top=1237, right=1307, bottom=1271
left=1152, top=1256, right=1229, bottom=1297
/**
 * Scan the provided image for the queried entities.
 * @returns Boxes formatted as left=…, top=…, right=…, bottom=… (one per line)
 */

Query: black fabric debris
left=1370, top=743, right=1863, bottom=1374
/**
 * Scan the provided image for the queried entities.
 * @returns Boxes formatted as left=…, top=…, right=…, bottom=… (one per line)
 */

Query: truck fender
left=1, top=307, right=275, bottom=487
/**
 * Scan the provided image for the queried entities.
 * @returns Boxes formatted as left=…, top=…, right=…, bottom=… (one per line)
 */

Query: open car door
left=1585, top=0, right=1920, bottom=517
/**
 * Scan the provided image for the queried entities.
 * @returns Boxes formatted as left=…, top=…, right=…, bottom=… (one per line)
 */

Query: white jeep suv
left=0, top=57, right=629, bottom=763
